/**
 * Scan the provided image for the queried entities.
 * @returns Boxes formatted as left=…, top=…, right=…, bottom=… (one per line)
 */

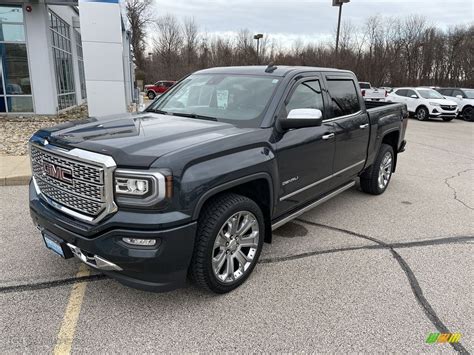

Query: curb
left=0, top=175, right=31, bottom=186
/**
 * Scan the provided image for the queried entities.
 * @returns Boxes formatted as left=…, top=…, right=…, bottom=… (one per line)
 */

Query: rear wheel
left=189, top=193, right=264, bottom=293
left=415, top=106, right=428, bottom=121
left=147, top=91, right=156, bottom=100
left=360, top=144, right=394, bottom=195
left=462, top=106, right=473, bottom=122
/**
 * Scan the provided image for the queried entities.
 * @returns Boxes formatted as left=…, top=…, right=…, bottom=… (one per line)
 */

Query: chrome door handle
left=322, top=133, right=335, bottom=140
left=359, top=124, right=369, bottom=129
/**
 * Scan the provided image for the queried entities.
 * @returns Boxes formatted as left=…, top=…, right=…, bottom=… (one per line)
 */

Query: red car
left=145, top=80, right=175, bottom=99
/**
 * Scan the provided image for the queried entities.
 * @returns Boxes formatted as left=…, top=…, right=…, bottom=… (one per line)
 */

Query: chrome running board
left=271, top=181, right=355, bottom=230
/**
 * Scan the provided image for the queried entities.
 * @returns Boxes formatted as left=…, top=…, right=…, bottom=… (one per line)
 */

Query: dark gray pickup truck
left=29, top=65, right=408, bottom=293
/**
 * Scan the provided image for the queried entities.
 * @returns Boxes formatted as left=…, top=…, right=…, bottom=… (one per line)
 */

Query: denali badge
left=43, top=161, right=73, bottom=184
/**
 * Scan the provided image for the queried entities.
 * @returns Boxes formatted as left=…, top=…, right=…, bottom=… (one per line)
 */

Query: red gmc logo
left=43, top=161, right=73, bottom=184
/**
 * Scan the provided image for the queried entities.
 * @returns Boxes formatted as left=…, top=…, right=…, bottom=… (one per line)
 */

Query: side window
left=286, top=80, right=324, bottom=114
left=452, top=89, right=464, bottom=98
left=439, top=89, right=451, bottom=96
left=395, top=89, right=407, bottom=97
left=406, top=89, right=417, bottom=98
left=326, top=79, right=361, bottom=117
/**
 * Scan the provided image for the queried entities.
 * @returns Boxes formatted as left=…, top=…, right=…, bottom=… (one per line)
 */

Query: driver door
left=274, top=76, right=336, bottom=218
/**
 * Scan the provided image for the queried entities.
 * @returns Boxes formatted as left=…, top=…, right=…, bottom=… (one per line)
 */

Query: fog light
left=122, top=237, right=157, bottom=246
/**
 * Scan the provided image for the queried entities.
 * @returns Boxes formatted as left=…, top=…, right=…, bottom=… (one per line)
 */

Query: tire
left=360, top=144, right=395, bottom=195
left=147, top=91, right=156, bottom=100
left=462, top=106, right=473, bottom=122
left=442, top=117, right=454, bottom=122
left=189, top=193, right=265, bottom=293
left=415, top=106, right=428, bottom=121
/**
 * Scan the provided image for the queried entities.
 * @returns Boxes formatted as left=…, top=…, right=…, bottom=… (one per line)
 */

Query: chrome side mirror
left=280, top=109, right=323, bottom=130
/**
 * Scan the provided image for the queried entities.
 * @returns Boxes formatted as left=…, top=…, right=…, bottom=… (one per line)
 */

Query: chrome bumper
left=67, top=243, right=123, bottom=271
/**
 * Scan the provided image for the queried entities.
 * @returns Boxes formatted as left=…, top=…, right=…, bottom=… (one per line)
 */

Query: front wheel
left=415, top=107, right=429, bottom=121
left=462, top=106, right=473, bottom=122
left=189, top=193, right=264, bottom=293
left=360, top=144, right=394, bottom=195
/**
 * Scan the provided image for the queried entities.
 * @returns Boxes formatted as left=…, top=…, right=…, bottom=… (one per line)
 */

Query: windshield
left=417, top=89, right=444, bottom=99
left=147, top=74, right=280, bottom=128
left=463, top=89, right=474, bottom=99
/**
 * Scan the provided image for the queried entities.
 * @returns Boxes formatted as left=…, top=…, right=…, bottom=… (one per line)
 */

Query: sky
left=151, top=0, right=473, bottom=47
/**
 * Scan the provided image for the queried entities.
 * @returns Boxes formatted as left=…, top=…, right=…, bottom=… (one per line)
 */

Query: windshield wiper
left=170, top=112, right=218, bottom=121
left=146, top=108, right=169, bottom=115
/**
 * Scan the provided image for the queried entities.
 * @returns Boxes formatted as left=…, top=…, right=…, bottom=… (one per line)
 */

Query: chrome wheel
left=378, top=152, right=392, bottom=189
left=212, top=211, right=259, bottom=284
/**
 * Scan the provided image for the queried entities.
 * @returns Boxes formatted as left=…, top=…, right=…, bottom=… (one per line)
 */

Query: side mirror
left=456, top=95, right=463, bottom=99
left=280, top=109, right=323, bottom=130
left=410, top=94, right=418, bottom=99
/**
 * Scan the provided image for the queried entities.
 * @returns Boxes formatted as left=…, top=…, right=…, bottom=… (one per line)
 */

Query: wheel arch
left=416, top=104, right=429, bottom=114
left=192, top=173, right=274, bottom=243
left=381, top=130, right=400, bottom=172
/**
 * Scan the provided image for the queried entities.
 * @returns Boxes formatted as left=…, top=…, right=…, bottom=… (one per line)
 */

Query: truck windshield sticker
left=216, top=90, right=229, bottom=109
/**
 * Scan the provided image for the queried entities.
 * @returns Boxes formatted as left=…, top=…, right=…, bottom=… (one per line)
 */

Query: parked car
left=359, top=82, right=386, bottom=101
left=29, top=66, right=407, bottom=294
left=145, top=80, right=175, bottom=99
left=386, top=87, right=458, bottom=121
left=435, top=88, right=474, bottom=122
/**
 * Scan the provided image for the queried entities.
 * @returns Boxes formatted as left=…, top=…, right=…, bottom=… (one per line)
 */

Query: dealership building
left=0, top=0, right=134, bottom=116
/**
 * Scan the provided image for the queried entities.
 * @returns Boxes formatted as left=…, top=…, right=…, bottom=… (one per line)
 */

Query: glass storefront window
left=0, top=5, right=33, bottom=113
left=50, top=11, right=76, bottom=110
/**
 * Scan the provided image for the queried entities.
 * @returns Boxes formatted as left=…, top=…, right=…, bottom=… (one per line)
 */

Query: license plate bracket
left=43, top=233, right=73, bottom=259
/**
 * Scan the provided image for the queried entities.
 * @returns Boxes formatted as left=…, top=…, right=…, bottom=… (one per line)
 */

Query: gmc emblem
left=43, top=161, right=73, bottom=184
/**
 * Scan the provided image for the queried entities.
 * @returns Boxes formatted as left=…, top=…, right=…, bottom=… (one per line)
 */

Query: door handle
left=322, top=133, right=335, bottom=140
left=359, top=124, right=369, bottom=129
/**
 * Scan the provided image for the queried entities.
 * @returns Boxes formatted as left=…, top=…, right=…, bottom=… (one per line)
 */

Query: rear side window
left=395, top=89, right=407, bottom=97
left=327, top=79, right=361, bottom=117
left=438, top=89, right=452, bottom=96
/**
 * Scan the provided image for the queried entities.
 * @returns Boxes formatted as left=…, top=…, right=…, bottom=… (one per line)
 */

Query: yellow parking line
left=53, top=263, right=90, bottom=355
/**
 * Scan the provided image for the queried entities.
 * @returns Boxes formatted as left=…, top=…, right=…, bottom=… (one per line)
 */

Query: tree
left=126, top=0, right=155, bottom=72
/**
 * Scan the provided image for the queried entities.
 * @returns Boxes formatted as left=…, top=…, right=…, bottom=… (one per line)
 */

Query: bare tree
left=125, top=0, right=155, bottom=73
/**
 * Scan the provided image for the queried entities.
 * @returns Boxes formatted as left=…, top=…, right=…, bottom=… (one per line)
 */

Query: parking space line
left=53, top=263, right=90, bottom=355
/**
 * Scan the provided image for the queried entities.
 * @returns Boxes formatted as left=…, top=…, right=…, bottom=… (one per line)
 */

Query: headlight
left=114, top=169, right=171, bottom=207
left=429, top=102, right=441, bottom=106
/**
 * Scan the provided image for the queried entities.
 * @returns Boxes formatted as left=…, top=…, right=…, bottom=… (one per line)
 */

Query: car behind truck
left=30, top=65, right=407, bottom=293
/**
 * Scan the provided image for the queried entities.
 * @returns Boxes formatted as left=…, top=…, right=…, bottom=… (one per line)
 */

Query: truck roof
left=194, top=65, right=353, bottom=77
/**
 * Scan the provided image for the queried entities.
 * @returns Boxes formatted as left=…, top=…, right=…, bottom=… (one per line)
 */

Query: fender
left=191, top=172, right=274, bottom=220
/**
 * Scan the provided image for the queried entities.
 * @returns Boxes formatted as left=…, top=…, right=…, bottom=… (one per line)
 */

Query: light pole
left=254, top=33, right=263, bottom=65
left=332, top=0, right=350, bottom=55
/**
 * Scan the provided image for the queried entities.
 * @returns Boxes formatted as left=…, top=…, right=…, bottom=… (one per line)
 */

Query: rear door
left=324, top=74, right=370, bottom=184
left=274, top=74, right=336, bottom=217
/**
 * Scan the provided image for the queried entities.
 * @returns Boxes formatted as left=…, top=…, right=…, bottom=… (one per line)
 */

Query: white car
left=435, top=88, right=474, bottom=122
left=359, top=82, right=386, bottom=101
left=386, top=87, right=458, bottom=121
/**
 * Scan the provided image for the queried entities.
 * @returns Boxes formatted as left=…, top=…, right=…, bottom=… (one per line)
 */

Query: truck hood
left=35, top=112, right=255, bottom=167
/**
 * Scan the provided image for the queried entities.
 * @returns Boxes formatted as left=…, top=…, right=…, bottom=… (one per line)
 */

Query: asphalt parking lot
left=1, top=118, right=473, bottom=354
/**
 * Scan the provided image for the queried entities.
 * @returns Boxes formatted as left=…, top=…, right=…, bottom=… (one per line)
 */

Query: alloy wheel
left=378, top=152, right=393, bottom=189
left=212, top=211, right=259, bottom=283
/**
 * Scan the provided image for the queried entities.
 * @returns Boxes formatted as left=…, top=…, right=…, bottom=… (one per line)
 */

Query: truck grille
left=30, top=144, right=116, bottom=222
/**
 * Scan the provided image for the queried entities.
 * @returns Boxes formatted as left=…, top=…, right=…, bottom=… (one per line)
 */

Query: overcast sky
left=152, top=0, right=473, bottom=46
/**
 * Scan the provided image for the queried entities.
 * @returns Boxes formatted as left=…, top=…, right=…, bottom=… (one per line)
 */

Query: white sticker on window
left=216, top=90, right=229, bottom=109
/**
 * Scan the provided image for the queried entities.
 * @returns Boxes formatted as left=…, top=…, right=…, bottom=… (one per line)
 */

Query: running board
left=271, top=181, right=355, bottom=230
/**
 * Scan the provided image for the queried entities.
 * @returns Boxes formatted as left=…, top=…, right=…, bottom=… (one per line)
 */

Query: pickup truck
left=145, top=80, right=175, bottom=99
left=359, top=82, right=387, bottom=101
left=29, top=65, right=408, bottom=294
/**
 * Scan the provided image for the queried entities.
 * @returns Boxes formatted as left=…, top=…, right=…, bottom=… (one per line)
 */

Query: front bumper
left=30, top=181, right=197, bottom=292
left=430, top=107, right=458, bottom=117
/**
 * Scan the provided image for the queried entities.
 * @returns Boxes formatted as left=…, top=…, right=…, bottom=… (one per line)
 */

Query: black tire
left=360, top=143, right=395, bottom=195
left=415, top=106, right=428, bottom=121
left=442, top=117, right=454, bottom=122
left=189, top=193, right=265, bottom=294
left=462, top=106, right=473, bottom=122
left=147, top=91, right=156, bottom=100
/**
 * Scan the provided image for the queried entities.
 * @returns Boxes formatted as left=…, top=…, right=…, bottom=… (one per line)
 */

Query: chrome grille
left=30, top=143, right=116, bottom=222
left=440, top=105, right=456, bottom=111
